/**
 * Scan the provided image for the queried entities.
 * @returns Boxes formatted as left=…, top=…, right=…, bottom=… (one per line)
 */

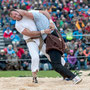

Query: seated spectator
left=10, top=31, right=20, bottom=47
left=51, top=13, right=57, bottom=24
left=83, top=46, right=90, bottom=63
left=69, top=10, right=74, bottom=19
left=56, top=10, right=61, bottom=18
left=67, top=39, right=75, bottom=50
left=85, top=23, right=90, bottom=33
left=77, top=49, right=87, bottom=70
left=3, top=27, right=13, bottom=38
left=73, top=27, right=82, bottom=40
left=21, top=50, right=31, bottom=70
left=6, top=45, right=15, bottom=59
left=5, top=45, right=19, bottom=70
left=67, top=50, right=77, bottom=70
left=75, top=19, right=85, bottom=30
left=3, top=23, right=10, bottom=33
left=15, top=45, right=24, bottom=59
left=0, top=50, right=7, bottom=70
left=40, top=54, right=52, bottom=70
left=63, top=5, right=70, bottom=13
left=60, top=28, right=66, bottom=41
left=77, top=39, right=86, bottom=49
left=65, top=28, right=73, bottom=41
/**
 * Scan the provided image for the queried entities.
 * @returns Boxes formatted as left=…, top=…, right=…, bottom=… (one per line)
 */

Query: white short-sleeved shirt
left=15, top=16, right=37, bottom=40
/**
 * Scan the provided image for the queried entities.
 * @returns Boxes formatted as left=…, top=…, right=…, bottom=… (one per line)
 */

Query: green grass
left=0, top=70, right=61, bottom=78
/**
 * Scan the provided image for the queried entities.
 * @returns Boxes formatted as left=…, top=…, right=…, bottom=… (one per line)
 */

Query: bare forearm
left=22, top=28, right=41, bottom=37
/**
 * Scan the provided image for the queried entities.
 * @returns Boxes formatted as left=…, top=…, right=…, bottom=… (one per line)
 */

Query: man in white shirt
left=9, top=9, right=53, bottom=83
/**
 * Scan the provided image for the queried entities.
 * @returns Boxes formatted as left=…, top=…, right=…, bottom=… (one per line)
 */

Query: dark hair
left=9, top=9, right=19, bottom=16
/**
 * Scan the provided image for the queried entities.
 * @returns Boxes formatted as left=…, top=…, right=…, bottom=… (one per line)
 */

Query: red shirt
left=63, top=7, right=70, bottom=12
left=3, top=31, right=13, bottom=38
left=85, top=26, right=90, bottom=32
left=16, top=48, right=24, bottom=59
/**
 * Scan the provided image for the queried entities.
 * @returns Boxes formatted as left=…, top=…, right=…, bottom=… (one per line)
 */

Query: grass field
left=0, top=70, right=61, bottom=77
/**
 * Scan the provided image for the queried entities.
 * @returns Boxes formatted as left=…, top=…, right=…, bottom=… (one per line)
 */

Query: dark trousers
left=48, top=49, right=76, bottom=80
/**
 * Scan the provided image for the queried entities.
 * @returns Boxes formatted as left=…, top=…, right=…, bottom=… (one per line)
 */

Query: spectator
left=85, top=23, right=90, bottom=33
left=10, top=31, right=20, bottom=47
left=73, top=27, right=83, bottom=40
left=3, top=27, right=13, bottom=38
left=56, top=10, right=61, bottom=18
left=6, top=45, right=15, bottom=59
left=77, top=49, right=87, bottom=70
left=0, top=50, right=7, bottom=70
left=75, top=19, right=85, bottom=30
left=83, top=46, right=90, bottom=60
left=67, top=39, right=75, bottom=50
left=77, top=40, right=86, bottom=49
left=65, top=28, right=73, bottom=41
left=69, top=10, right=74, bottom=19
left=15, top=45, right=24, bottom=59
left=51, top=13, right=57, bottom=24
left=21, top=50, right=31, bottom=70
left=60, top=28, right=66, bottom=41
left=67, top=50, right=77, bottom=70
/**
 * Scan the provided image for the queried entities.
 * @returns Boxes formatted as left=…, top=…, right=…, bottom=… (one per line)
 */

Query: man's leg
left=47, top=49, right=76, bottom=80
left=41, top=44, right=68, bottom=78
left=27, top=42, right=39, bottom=83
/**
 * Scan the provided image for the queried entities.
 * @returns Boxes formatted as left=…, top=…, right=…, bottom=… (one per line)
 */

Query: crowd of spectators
left=0, top=0, right=90, bottom=70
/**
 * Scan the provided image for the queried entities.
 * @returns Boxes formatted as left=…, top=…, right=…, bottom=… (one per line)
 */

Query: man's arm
left=16, top=9, right=34, bottom=20
left=16, top=9, right=55, bottom=29
left=39, top=10, right=51, bottom=20
left=22, top=28, right=41, bottom=37
left=39, top=10, right=55, bottom=29
left=21, top=28, right=52, bottom=38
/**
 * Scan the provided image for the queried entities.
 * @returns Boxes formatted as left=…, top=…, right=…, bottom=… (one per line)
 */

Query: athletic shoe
left=32, top=77, right=38, bottom=83
left=73, top=76, right=82, bottom=84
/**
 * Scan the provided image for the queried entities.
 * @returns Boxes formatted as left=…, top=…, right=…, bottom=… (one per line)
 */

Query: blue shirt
left=31, top=11, right=57, bottom=40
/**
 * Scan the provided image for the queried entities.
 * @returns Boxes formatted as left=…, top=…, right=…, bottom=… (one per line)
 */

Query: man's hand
left=16, top=9, right=25, bottom=16
left=49, top=22, right=55, bottom=30
left=44, top=29, right=53, bottom=34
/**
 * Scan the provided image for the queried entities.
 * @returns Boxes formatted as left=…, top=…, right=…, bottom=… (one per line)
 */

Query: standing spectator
left=67, top=50, right=77, bottom=70
left=77, top=49, right=87, bottom=70
left=0, top=50, right=7, bottom=70
left=10, top=31, right=20, bottom=47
